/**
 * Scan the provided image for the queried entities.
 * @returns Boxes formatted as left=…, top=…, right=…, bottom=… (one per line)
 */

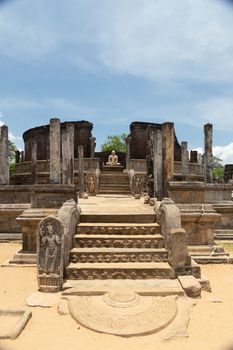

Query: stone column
left=62, top=130, right=71, bottom=185
left=31, top=140, right=37, bottom=185
left=15, top=150, right=21, bottom=164
left=89, top=137, right=96, bottom=158
left=0, top=125, right=9, bottom=185
left=204, top=123, right=213, bottom=183
left=49, top=118, right=61, bottom=184
left=78, top=145, right=85, bottom=197
left=68, top=123, right=74, bottom=185
left=125, top=136, right=132, bottom=171
left=190, top=150, right=198, bottom=163
left=162, top=122, right=174, bottom=197
left=153, top=130, right=163, bottom=200
left=181, top=141, right=188, bottom=179
left=20, top=151, right=24, bottom=162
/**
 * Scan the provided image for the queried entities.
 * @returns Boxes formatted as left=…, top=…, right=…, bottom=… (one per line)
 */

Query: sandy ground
left=0, top=242, right=233, bottom=350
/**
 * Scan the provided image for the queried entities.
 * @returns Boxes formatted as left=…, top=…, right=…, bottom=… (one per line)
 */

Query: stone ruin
left=0, top=117, right=233, bottom=337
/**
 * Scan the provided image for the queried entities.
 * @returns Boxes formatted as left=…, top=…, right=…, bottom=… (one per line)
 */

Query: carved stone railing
left=37, top=199, right=80, bottom=292
left=157, top=198, right=191, bottom=272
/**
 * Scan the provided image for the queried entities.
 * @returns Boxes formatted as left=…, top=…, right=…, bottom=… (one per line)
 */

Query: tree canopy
left=101, top=134, right=127, bottom=153
left=212, top=156, right=224, bottom=181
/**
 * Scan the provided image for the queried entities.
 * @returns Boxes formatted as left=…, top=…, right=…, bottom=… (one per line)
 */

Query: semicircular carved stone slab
left=66, top=292, right=178, bottom=337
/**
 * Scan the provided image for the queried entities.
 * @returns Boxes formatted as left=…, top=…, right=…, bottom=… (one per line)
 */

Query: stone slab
left=178, top=275, right=201, bottom=298
left=161, top=296, right=194, bottom=340
left=0, top=309, right=32, bottom=339
left=26, top=291, right=61, bottom=308
left=66, top=292, right=178, bottom=336
left=0, top=233, right=22, bottom=241
left=63, top=279, right=184, bottom=296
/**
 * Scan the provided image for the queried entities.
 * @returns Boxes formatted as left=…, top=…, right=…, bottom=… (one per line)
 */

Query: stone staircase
left=214, top=229, right=233, bottom=240
left=65, top=212, right=175, bottom=280
left=98, top=167, right=131, bottom=195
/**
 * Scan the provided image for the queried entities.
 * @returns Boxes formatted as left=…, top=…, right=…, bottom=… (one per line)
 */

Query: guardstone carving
left=86, top=172, right=97, bottom=195
left=37, top=216, right=64, bottom=292
left=132, top=173, right=144, bottom=196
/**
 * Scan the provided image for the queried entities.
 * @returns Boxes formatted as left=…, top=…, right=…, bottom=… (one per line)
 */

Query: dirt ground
left=0, top=242, right=233, bottom=350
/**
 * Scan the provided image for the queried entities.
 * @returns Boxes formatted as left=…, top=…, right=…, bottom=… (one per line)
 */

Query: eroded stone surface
left=0, top=309, right=32, bottom=339
left=178, top=276, right=202, bottom=298
left=26, top=291, right=61, bottom=307
left=66, top=291, right=178, bottom=336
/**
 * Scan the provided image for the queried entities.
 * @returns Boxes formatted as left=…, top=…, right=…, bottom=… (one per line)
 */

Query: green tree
left=212, top=156, right=224, bottom=181
left=101, top=134, right=127, bottom=153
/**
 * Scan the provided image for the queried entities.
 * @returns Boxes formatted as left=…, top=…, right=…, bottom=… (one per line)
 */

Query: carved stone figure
left=86, top=172, right=97, bottom=195
left=107, top=150, right=120, bottom=165
left=37, top=216, right=64, bottom=292
left=132, top=173, right=143, bottom=196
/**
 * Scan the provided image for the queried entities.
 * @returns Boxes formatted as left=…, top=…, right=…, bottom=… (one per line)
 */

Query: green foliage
left=101, top=134, right=127, bottom=153
left=212, top=156, right=224, bottom=181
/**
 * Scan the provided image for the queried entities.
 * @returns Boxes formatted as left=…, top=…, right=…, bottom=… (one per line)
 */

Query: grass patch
left=218, top=241, right=233, bottom=253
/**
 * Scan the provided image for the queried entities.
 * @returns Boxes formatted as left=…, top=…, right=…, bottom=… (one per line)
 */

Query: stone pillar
left=67, top=123, right=74, bottom=185
left=89, top=137, right=96, bottom=158
left=62, top=130, right=71, bottom=185
left=49, top=118, right=61, bottom=184
left=197, top=153, right=203, bottom=165
left=125, top=136, right=132, bottom=171
left=0, top=125, right=9, bottom=185
left=162, top=122, right=174, bottom=197
left=153, top=130, right=163, bottom=200
left=190, top=150, right=198, bottom=163
left=15, top=150, right=21, bottom=164
left=204, top=123, right=213, bottom=183
left=31, top=140, right=37, bottom=185
left=181, top=142, right=188, bottom=179
left=20, top=151, right=24, bottom=162
left=78, top=145, right=85, bottom=197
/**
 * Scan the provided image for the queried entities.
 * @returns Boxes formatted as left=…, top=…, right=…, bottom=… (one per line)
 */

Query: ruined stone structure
left=0, top=117, right=232, bottom=268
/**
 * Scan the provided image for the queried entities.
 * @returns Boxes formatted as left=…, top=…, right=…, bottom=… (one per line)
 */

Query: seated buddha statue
left=107, top=150, right=120, bottom=165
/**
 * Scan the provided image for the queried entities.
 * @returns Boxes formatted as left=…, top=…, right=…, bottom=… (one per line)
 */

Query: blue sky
left=1, top=0, right=233, bottom=163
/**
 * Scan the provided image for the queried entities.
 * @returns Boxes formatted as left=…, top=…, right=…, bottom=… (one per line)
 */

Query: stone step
left=65, top=262, right=175, bottom=280
left=98, top=190, right=131, bottom=195
left=103, top=166, right=124, bottom=172
left=99, top=183, right=130, bottom=187
left=100, top=175, right=129, bottom=178
left=214, top=229, right=233, bottom=240
left=73, top=234, right=164, bottom=248
left=63, top=279, right=185, bottom=296
left=0, top=233, right=22, bottom=241
left=76, top=222, right=160, bottom=234
left=70, top=248, right=168, bottom=264
left=188, top=245, right=225, bottom=255
left=191, top=255, right=231, bottom=264
left=79, top=214, right=156, bottom=223
left=99, top=187, right=130, bottom=192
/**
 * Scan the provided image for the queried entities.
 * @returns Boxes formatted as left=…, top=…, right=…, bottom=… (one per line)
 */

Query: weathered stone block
left=178, top=275, right=201, bottom=298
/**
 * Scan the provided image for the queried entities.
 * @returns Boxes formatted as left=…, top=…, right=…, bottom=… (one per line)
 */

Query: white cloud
left=213, top=143, right=233, bottom=165
left=95, top=0, right=233, bottom=83
left=194, top=144, right=233, bottom=165
left=196, top=97, right=233, bottom=130
left=1, top=0, right=233, bottom=85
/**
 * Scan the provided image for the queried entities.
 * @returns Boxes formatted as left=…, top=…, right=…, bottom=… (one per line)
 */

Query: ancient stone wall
left=23, top=120, right=93, bottom=161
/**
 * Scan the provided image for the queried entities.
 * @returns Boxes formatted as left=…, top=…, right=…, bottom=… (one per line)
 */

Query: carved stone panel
left=86, top=172, right=97, bottom=196
left=132, top=173, right=144, bottom=196
left=37, top=216, right=64, bottom=292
